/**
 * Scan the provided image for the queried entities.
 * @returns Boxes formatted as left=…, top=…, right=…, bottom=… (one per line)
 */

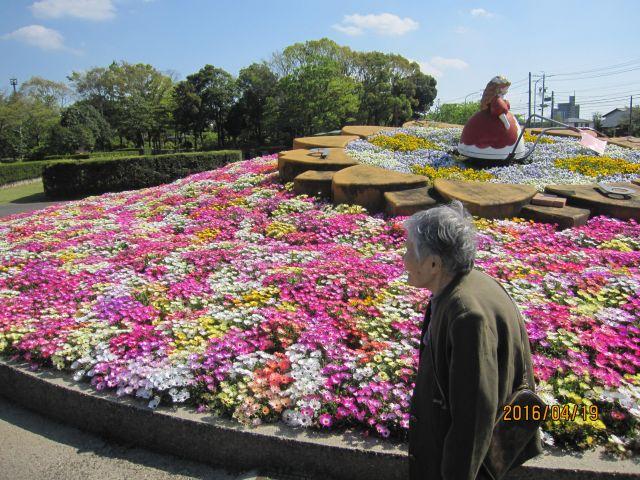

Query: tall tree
left=235, top=63, right=277, bottom=145
left=20, top=76, right=72, bottom=110
left=270, top=38, right=354, bottom=78
left=352, top=51, right=437, bottom=125
left=178, top=65, right=237, bottom=148
left=68, top=61, right=174, bottom=148
left=270, top=60, right=361, bottom=138
left=172, top=81, right=202, bottom=148
left=0, top=92, right=58, bottom=159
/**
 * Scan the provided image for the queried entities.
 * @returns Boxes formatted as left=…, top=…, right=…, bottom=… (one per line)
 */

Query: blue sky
left=2, top=0, right=639, bottom=119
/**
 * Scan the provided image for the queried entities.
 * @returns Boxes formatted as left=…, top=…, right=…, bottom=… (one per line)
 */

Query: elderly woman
left=403, top=200, right=542, bottom=480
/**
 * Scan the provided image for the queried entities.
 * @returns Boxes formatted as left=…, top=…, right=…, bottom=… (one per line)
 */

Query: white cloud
left=414, top=56, right=469, bottom=78
left=2, top=25, right=67, bottom=51
left=431, top=56, right=469, bottom=70
left=30, top=0, right=116, bottom=21
left=332, top=13, right=419, bottom=36
left=417, top=61, right=443, bottom=78
left=454, top=26, right=469, bottom=34
left=470, top=8, right=495, bottom=18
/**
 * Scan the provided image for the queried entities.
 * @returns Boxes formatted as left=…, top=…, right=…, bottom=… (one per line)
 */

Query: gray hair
left=403, top=200, right=477, bottom=274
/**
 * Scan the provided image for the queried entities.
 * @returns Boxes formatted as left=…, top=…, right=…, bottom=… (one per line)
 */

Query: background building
left=556, top=96, right=580, bottom=121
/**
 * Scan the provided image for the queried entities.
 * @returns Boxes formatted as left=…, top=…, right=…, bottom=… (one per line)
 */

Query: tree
left=20, top=76, right=72, bottom=110
left=351, top=51, right=436, bottom=125
left=270, top=38, right=354, bottom=78
left=270, top=60, right=361, bottom=139
left=592, top=112, right=603, bottom=131
left=412, top=72, right=438, bottom=115
left=0, top=91, right=58, bottom=160
left=68, top=61, right=174, bottom=148
left=175, top=65, right=237, bottom=148
left=47, top=102, right=111, bottom=154
left=427, top=102, right=480, bottom=125
left=172, top=81, right=201, bottom=148
left=235, top=63, right=277, bottom=145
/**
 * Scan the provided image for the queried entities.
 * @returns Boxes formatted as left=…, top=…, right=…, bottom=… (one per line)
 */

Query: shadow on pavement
left=0, top=395, right=250, bottom=480
left=9, top=192, right=52, bottom=204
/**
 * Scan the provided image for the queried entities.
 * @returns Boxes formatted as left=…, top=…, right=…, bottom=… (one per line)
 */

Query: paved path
left=0, top=201, right=73, bottom=219
left=0, top=396, right=303, bottom=480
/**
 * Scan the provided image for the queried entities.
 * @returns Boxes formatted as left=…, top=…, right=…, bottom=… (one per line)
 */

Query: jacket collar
left=431, top=268, right=471, bottom=304
left=422, top=269, right=472, bottom=323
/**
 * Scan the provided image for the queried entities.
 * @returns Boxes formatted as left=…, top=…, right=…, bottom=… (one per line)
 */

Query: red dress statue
left=458, top=76, right=525, bottom=160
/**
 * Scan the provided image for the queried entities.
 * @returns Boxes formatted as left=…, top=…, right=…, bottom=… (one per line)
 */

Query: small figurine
left=458, top=76, right=525, bottom=161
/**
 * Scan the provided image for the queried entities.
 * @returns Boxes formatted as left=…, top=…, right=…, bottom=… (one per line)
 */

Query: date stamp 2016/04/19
left=503, top=404, right=599, bottom=422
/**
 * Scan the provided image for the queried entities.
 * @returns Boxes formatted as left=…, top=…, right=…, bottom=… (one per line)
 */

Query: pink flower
left=318, top=413, right=333, bottom=427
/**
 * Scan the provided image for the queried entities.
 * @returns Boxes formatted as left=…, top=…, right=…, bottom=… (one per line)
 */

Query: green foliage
left=352, top=50, right=436, bottom=125
left=68, top=61, right=174, bottom=149
left=2, top=40, right=437, bottom=160
left=201, top=132, right=219, bottom=151
left=426, top=101, right=481, bottom=125
left=42, top=150, right=242, bottom=199
left=19, top=76, right=71, bottom=110
left=45, top=102, right=112, bottom=155
left=0, top=91, right=59, bottom=160
left=232, top=63, right=278, bottom=145
left=173, top=65, right=237, bottom=149
left=269, top=39, right=437, bottom=129
left=41, top=153, right=91, bottom=161
left=0, top=160, right=55, bottom=185
left=269, top=59, right=361, bottom=138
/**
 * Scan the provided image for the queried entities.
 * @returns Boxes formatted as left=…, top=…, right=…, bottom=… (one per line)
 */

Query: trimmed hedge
left=39, top=153, right=91, bottom=161
left=42, top=150, right=242, bottom=199
left=0, top=160, right=55, bottom=186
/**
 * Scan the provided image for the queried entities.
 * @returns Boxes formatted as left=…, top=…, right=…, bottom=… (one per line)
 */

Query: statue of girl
left=457, top=76, right=526, bottom=161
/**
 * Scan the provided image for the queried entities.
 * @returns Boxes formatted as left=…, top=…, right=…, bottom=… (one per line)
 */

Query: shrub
left=0, top=160, right=55, bottom=186
left=42, top=150, right=242, bottom=199
left=40, top=153, right=91, bottom=161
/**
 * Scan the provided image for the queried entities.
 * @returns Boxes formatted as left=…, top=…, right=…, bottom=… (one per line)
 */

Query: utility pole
left=10, top=78, right=17, bottom=94
left=631, top=95, right=634, bottom=136
left=540, top=73, right=546, bottom=123
left=528, top=72, right=532, bottom=120
left=550, top=91, right=555, bottom=121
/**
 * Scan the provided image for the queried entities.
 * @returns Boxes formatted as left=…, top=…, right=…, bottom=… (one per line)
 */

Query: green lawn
left=0, top=179, right=49, bottom=205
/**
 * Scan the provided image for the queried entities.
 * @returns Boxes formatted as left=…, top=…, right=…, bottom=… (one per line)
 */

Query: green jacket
left=408, top=268, right=543, bottom=480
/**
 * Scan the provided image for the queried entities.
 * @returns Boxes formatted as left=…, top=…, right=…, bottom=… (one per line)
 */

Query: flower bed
left=346, top=128, right=640, bottom=191
left=0, top=155, right=639, bottom=456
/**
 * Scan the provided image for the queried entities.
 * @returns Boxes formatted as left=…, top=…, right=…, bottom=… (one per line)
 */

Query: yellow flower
left=194, top=227, right=221, bottom=242
left=370, top=133, right=443, bottom=152
left=523, top=131, right=555, bottom=144
left=555, top=155, right=640, bottom=177
left=276, top=301, right=298, bottom=312
left=265, top=221, right=296, bottom=238
left=411, top=164, right=495, bottom=183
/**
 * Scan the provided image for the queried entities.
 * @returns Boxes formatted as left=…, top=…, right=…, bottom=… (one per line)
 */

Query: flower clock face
left=347, top=127, right=640, bottom=191
left=0, top=153, right=639, bottom=456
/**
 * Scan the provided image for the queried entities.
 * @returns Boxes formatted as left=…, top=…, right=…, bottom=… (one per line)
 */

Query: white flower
left=148, top=395, right=161, bottom=409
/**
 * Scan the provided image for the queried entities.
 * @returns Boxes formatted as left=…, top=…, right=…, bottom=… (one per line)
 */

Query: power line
left=546, top=66, right=640, bottom=82
left=545, top=57, right=640, bottom=78
left=552, top=80, right=640, bottom=95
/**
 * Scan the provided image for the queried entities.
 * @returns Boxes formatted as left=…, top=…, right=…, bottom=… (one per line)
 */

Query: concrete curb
left=1, top=358, right=638, bottom=480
